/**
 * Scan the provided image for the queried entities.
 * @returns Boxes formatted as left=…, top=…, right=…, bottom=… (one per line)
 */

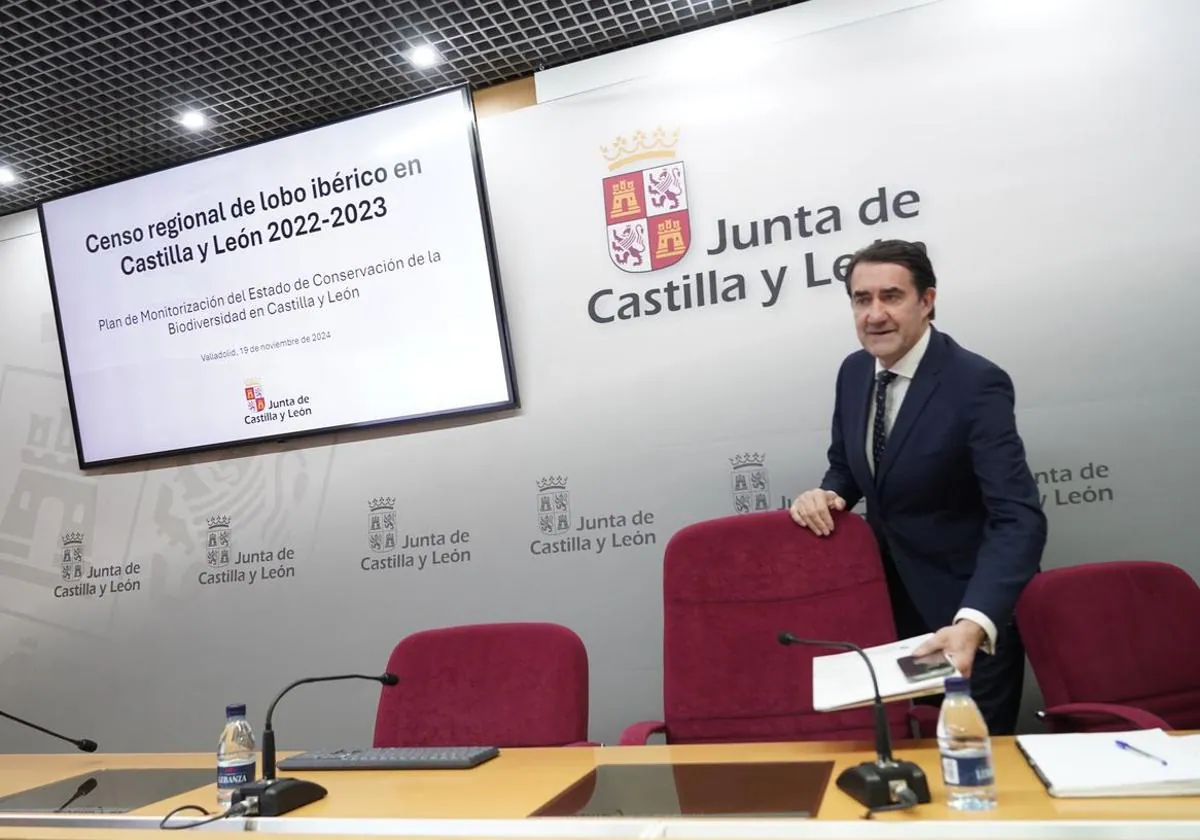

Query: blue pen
left=1115, top=740, right=1168, bottom=766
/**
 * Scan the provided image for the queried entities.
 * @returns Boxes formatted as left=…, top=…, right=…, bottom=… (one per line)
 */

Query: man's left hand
left=912, top=620, right=987, bottom=677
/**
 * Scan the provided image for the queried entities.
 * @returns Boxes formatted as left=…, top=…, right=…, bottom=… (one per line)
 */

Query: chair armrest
left=618, top=720, right=666, bottom=745
left=1039, top=702, right=1172, bottom=732
left=907, top=705, right=939, bottom=738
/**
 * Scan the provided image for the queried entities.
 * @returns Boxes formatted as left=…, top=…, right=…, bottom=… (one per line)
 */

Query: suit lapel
left=876, top=330, right=945, bottom=489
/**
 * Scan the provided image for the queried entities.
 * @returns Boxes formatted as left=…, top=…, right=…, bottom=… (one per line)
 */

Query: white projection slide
left=39, top=86, right=516, bottom=467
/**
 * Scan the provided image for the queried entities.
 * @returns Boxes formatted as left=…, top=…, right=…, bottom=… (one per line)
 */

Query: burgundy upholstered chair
left=620, top=509, right=934, bottom=745
left=373, top=622, right=592, bottom=747
left=1016, top=560, right=1200, bottom=733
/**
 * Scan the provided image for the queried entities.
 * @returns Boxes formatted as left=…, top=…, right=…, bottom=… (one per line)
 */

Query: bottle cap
left=225, top=703, right=247, bottom=718
left=944, top=676, right=970, bottom=694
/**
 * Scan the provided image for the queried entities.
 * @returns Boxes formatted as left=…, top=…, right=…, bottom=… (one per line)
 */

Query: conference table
left=0, top=737, right=1196, bottom=839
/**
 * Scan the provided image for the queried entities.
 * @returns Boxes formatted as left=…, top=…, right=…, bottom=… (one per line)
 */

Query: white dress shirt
left=866, top=325, right=997, bottom=653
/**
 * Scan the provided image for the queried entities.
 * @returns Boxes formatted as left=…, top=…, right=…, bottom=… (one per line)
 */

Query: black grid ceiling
left=0, top=0, right=803, bottom=217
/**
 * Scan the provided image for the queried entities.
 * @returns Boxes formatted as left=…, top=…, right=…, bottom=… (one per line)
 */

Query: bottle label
left=941, top=753, right=994, bottom=787
left=217, top=760, right=256, bottom=789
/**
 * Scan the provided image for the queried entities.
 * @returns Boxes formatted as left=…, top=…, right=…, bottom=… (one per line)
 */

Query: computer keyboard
left=277, top=746, right=500, bottom=771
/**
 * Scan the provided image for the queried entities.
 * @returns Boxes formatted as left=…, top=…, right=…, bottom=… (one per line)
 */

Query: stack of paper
left=1016, top=729, right=1200, bottom=798
left=811, top=634, right=961, bottom=712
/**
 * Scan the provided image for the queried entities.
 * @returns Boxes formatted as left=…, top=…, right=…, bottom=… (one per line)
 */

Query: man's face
left=848, top=261, right=935, bottom=368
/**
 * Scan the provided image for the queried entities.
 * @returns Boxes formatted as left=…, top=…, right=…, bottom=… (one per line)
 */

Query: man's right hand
left=789, top=489, right=846, bottom=536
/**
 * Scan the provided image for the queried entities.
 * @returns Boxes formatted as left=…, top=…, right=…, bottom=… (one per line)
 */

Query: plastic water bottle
left=936, top=676, right=997, bottom=811
left=216, top=703, right=256, bottom=807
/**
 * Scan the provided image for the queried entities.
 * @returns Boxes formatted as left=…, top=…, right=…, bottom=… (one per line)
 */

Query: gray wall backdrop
left=1, top=0, right=1198, bottom=753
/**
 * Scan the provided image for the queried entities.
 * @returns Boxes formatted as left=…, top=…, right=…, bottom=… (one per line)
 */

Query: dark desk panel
left=531, top=761, right=833, bottom=818
left=0, top=769, right=214, bottom=814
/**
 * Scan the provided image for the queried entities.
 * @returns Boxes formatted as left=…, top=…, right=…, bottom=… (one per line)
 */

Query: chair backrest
left=373, top=622, right=589, bottom=747
left=1017, top=561, right=1200, bottom=731
left=659, top=509, right=910, bottom=744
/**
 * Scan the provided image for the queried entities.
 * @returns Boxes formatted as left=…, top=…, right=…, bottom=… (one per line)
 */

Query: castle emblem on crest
left=244, top=378, right=265, bottom=412
left=368, top=497, right=396, bottom=553
left=600, top=127, right=691, bottom=273
left=536, top=477, right=571, bottom=536
left=60, top=532, right=85, bottom=581
left=730, top=454, right=771, bottom=514
left=206, top=515, right=232, bottom=567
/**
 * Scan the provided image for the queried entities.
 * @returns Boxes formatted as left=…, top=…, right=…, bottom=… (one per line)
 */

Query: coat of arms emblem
left=245, top=379, right=265, bottom=412
left=730, top=453, right=771, bottom=514
left=536, top=477, right=571, bottom=536
left=601, top=127, right=690, bottom=273
left=368, top=497, right=396, bottom=553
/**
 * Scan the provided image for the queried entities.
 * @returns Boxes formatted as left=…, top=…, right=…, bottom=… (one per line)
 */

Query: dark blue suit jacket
left=820, top=326, right=1047, bottom=634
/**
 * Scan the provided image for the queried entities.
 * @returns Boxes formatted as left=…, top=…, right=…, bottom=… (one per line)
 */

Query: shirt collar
left=875, top=323, right=931, bottom=380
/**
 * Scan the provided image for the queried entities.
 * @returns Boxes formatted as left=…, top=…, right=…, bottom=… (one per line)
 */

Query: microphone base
left=836, top=759, right=931, bottom=809
left=232, top=777, right=327, bottom=817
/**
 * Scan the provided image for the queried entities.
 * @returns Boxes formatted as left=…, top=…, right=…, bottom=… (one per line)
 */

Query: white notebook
left=811, top=634, right=960, bottom=712
left=1016, top=729, right=1200, bottom=798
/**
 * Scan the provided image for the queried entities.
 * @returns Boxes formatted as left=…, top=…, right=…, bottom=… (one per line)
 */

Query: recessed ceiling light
left=0, top=167, right=16, bottom=185
left=405, top=44, right=442, bottom=69
left=180, top=110, right=206, bottom=130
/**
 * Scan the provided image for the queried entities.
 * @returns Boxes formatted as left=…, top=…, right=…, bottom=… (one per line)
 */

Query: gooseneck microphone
left=0, top=709, right=97, bottom=752
left=260, top=672, right=399, bottom=781
left=778, top=632, right=930, bottom=811
left=56, top=777, right=97, bottom=812
left=231, top=672, right=399, bottom=817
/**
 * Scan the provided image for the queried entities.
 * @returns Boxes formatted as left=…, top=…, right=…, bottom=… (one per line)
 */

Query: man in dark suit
left=789, top=239, right=1046, bottom=735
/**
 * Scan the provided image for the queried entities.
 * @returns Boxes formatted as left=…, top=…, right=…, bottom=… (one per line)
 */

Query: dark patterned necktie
left=872, top=370, right=898, bottom=472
